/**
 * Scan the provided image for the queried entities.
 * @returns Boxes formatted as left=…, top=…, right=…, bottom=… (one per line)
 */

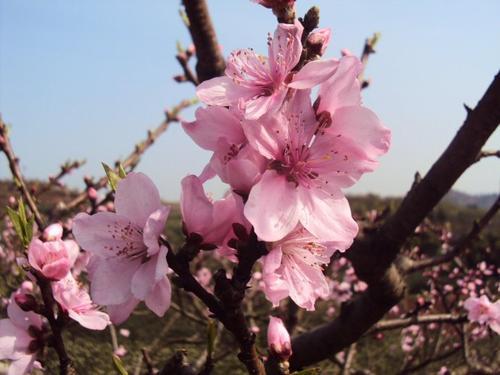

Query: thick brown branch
left=182, top=0, right=225, bottom=82
left=404, top=195, right=499, bottom=273
left=0, top=117, right=45, bottom=228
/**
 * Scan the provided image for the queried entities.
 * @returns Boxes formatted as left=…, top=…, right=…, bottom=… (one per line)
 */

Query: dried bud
left=267, top=316, right=292, bottom=361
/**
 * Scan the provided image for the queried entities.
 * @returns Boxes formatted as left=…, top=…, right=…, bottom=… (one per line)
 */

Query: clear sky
left=1, top=0, right=499, bottom=201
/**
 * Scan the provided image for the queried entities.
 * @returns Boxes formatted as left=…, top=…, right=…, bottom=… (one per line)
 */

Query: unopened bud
left=14, top=293, right=38, bottom=312
left=87, top=187, right=98, bottom=201
left=43, top=223, right=64, bottom=241
left=307, top=28, right=331, bottom=56
left=267, top=316, right=292, bottom=361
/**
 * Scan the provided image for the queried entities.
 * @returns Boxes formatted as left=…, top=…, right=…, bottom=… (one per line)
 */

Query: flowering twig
left=175, top=44, right=199, bottom=86
left=181, top=0, right=225, bottom=82
left=0, top=117, right=45, bottom=229
left=61, top=99, right=195, bottom=212
left=404, top=195, right=499, bottom=273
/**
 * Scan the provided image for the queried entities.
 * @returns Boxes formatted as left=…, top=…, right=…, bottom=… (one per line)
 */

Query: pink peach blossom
left=197, top=22, right=303, bottom=119
left=52, top=274, right=110, bottom=330
left=464, top=295, right=500, bottom=334
left=262, top=226, right=344, bottom=310
left=73, top=172, right=172, bottom=323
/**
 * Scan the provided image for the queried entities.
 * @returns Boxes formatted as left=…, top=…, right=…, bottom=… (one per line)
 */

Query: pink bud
left=119, top=328, right=130, bottom=338
left=28, top=239, right=71, bottom=281
left=114, top=345, right=127, bottom=357
left=8, top=196, right=16, bottom=206
left=307, top=28, right=331, bottom=55
left=87, top=187, right=98, bottom=201
left=21, top=281, right=34, bottom=293
left=267, top=317, right=292, bottom=361
left=14, top=293, right=37, bottom=312
left=43, top=223, right=64, bottom=241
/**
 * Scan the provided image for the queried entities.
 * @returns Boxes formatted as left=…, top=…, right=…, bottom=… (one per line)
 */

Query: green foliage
left=6, top=198, right=33, bottom=247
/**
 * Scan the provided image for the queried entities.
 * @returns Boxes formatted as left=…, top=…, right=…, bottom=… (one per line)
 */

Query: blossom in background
left=267, top=316, right=292, bottom=361
left=197, top=22, right=303, bottom=119
left=464, top=295, right=500, bottom=334
left=42, top=223, right=63, bottom=241
left=73, top=172, right=172, bottom=323
left=0, top=289, right=44, bottom=374
left=52, top=274, right=110, bottom=330
left=262, top=226, right=342, bottom=310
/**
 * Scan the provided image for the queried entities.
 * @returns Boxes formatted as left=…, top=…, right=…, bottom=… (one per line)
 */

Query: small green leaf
left=176, top=40, right=184, bottom=54
left=102, top=162, right=122, bottom=192
left=207, top=320, right=217, bottom=357
left=178, top=8, right=190, bottom=27
left=118, top=163, right=127, bottom=179
left=112, top=355, right=128, bottom=375
left=6, top=206, right=24, bottom=244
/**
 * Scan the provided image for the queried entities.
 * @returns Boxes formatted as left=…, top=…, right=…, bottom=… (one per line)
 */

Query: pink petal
left=180, top=175, right=213, bottom=235
left=73, top=212, right=145, bottom=259
left=242, top=115, right=284, bottom=159
left=196, top=76, right=248, bottom=106
left=244, top=88, right=286, bottom=120
left=289, top=58, right=339, bottom=89
left=114, top=172, right=161, bottom=228
left=8, top=354, right=35, bottom=375
left=330, top=106, right=391, bottom=159
left=7, top=297, right=42, bottom=331
left=131, top=257, right=157, bottom=300
left=182, top=107, right=245, bottom=151
left=107, top=297, right=140, bottom=325
left=64, top=240, right=80, bottom=268
left=68, top=310, right=110, bottom=331
left=0, top=319, right=24, bottom=358
left=298, top=188, right=358, bottom=246
left=245, top=170, right=300, bottom=242
left=318, top=55, right=363, bottom=113
left=143, top=206, right=170, bottom=256
left=145, top=277, right=172, bottom=317
left=269, top=22, right=303, bottom=81
left=87, top=256, right=141, bottom=305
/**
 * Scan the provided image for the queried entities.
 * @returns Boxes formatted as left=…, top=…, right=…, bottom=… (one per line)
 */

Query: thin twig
left=369, top=314, right=467, bottom=332
left=0, top=117, right=45, bottom=228
left=358, top=33, right=380, bottom=89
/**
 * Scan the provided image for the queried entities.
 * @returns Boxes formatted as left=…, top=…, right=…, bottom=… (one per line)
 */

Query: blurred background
left=1, top=0, right=499, bottom=201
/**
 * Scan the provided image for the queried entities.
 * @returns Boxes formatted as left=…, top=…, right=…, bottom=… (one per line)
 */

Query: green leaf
left=117, top=163, right=127, bottom=179
left=6, top=206, right=24, bottom=245
left=102, top=162, right=122, bottom=192
left=207, top=320, right=217, bottom=357
left=112, top=355, right=128, bottom=375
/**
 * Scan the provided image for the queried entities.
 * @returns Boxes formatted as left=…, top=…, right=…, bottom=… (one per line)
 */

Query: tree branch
left=0, top=117, right=45, bottom=229
left=370, top=313, right=467, bottom=332
left=182, top=0, right=226, bottom=83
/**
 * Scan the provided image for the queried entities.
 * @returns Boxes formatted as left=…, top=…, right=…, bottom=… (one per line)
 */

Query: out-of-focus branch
left=358, top=33, right=380, bottom=89
left=404, top=195, right=499, bottom=273
left=0, top=117, right=45, bottom=229
left=267, top=72, right=500, bottom=373
left=37, top=159, right=86, bottom=196
left=60, top=99, right=195, bottom=212
left=175, top=44, right=199, bottom=86
left=397, top=347, right=461, bottom=375
left=181, top=0, right=225, bottom=83
left=461, top=323, right=496, bottom=374
left=341, top=343, right=356, bottom=375
left=370, top=313, right=467, bottom=332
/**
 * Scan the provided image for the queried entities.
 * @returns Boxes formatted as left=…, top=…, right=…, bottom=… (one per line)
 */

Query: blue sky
left=1, top=0, right=499, bottom=200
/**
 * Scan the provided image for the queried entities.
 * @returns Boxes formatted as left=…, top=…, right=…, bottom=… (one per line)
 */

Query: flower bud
left=307, top=28, right=331, bottom=56
left=87, top=187, right=98, bottom=201
left=43, top=223, right=64, bottom=241
left=267, top=316, right=292, bottom=361
left=14, top=293, right=38, bottom=312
